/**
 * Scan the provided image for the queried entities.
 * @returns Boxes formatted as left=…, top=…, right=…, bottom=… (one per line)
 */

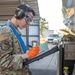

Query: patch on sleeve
left=0, top=40, right=10, bottom=51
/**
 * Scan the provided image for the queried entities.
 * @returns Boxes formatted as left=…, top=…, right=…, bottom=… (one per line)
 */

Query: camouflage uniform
left=0, top=22, right=31, bottom=75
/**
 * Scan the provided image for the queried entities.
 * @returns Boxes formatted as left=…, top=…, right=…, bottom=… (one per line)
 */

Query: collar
left=7, top=20, right=22, bottom=36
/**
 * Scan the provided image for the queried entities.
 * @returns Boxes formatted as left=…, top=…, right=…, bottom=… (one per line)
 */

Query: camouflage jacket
left=0, top=22, right=31, bottom=75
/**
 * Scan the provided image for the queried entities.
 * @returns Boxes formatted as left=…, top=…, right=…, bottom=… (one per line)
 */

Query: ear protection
left=15, top=4, right=33, bottom=24
left=15, top=8, right=26, bottom=19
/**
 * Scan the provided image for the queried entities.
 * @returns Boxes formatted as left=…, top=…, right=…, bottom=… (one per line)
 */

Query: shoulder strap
left=6, top=23, right=27, bottom=53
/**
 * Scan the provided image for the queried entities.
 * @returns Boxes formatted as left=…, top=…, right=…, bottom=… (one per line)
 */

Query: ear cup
left=15, top=8, right=25, bottom=19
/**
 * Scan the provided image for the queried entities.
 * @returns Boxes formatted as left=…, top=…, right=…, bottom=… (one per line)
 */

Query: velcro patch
left=0, top=34, right=8, bottom=41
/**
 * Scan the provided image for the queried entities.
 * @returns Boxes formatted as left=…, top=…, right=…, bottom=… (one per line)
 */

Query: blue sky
left=38, top=0, right=67, bottom=30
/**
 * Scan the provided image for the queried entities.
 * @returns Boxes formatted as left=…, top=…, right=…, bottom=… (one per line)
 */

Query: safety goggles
left=24, top=13, right=33, bottom=24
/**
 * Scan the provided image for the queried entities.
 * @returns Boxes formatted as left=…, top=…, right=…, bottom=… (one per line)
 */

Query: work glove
left=27, top=46, right=40, bottom=58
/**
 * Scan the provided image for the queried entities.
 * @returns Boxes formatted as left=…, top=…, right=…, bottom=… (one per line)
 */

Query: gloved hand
left=27, top=46, right=40, bottom=58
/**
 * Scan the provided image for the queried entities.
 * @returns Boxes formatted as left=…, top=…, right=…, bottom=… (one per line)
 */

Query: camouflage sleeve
left=12, top=54, right=23, bottom=70
left=0, top=26, right=23, bottom=70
